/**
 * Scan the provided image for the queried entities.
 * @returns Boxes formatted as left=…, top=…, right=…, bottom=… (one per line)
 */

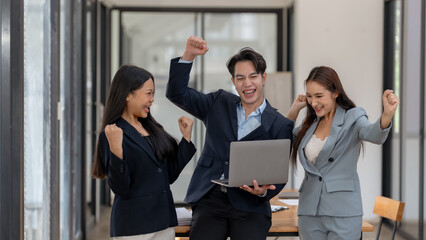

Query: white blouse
left=305, top=134, right=328, bottom=164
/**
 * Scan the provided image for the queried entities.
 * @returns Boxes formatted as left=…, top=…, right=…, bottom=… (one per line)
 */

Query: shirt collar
left=237, top=98, right=267, bottom=115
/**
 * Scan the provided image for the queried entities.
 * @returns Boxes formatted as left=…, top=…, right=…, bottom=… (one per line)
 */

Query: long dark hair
left=291, top=66, right=356, bottom=167
left=91, top=65, right=178, bottom=179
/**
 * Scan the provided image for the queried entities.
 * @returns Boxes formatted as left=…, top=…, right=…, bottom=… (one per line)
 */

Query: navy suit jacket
left=98, top=117, right=196, bottom=237
left=166, top=57, right=294, bottom=217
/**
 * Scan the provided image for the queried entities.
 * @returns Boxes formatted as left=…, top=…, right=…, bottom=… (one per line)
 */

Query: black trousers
left=189, top=185, right=271, bottom=240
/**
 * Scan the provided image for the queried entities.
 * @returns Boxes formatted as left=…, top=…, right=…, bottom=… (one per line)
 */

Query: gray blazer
left=294, top=106, right=391, bottom=217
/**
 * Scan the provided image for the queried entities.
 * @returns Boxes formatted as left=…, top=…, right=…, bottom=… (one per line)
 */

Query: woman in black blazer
left=91, top=65, right=196, bottom=239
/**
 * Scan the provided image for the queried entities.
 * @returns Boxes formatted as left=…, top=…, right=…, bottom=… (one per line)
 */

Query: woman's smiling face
left=306, top=80, right=338, bottom=118
left=125, top=78, right=155, bottom=119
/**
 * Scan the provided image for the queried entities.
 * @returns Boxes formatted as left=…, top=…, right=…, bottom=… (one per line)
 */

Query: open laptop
left=211, top=139, right=290, bottom=187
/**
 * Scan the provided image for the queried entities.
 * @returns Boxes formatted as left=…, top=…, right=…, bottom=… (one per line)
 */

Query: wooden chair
left=373, top=196, right=405, bottom=240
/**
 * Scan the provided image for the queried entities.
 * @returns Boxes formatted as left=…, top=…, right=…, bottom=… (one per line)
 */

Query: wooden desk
left=268, top=197, right=374, bottom=236
left=175, top=191, right=374, bottom=237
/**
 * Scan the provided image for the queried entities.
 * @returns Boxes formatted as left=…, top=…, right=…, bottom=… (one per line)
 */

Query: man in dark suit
left=166, top=36, right=294, bottom=240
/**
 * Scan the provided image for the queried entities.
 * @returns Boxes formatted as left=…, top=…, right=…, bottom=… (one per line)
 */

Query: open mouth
left=243, top=89, right=256, bottom=96
left=314, top=106, right=323, bottom=112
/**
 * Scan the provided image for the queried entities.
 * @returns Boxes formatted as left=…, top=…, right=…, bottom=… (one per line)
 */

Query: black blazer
left=166, top=57, right=294, bottom=217
left=98, top=117, right=196, bottom=237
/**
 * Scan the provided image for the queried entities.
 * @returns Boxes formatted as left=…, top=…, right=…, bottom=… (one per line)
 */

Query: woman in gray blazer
left=286, top=66, right=399, bottom=240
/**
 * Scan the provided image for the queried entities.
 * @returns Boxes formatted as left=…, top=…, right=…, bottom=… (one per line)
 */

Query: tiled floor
left=87, top=206, right=411, bottom=240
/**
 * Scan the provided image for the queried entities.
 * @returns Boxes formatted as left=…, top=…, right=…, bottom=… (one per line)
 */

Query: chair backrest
left=373, top=196, right=405, bottom=222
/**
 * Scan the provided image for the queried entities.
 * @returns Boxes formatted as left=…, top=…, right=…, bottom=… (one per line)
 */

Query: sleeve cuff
left=179, top=137, right=197, bottom=155
left=258, top=190, right=268, bottom=197
left=379, top=118, right=393, bottom=131
left=109, top=154, right=126, bottom=174
left=178, top=58, right=193, bottom=64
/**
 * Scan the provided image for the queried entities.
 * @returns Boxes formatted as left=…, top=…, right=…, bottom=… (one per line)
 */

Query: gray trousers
left=298, top=215, right=362, bottom=240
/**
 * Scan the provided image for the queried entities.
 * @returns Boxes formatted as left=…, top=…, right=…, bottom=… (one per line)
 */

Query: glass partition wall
left=23, top=0, right=86, bottom=239
left=18, top=0, right=87, bottom=239
left=23, top=0, right=52, bottom=238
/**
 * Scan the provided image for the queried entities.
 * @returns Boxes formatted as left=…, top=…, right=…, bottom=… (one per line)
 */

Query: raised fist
left=178, top=116, right=193, bottom=142
left=105, top=124, right=123, bottom=159
left=182, top=36, right=209, bottom=61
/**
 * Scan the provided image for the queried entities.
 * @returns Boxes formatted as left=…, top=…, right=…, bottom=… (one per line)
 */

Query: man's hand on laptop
left=240, top=180, right=276, bottom=196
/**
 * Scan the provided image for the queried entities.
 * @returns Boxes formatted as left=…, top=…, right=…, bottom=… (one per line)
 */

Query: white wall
left=293, top=0, right=384, bottom=220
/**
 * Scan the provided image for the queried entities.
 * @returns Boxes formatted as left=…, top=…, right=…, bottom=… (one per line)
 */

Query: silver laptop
left=211, top=139, right=290, bottom=187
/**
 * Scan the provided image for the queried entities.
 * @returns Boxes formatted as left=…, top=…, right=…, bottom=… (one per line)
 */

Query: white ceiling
left=101, top=0, right=294, bottom=9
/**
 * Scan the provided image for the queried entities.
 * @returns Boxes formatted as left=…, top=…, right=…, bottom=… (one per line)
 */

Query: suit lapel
left=299, top=120, right=321, bottom=175
left=116, top=117, right=160, bottom=166
left=314, top=106, right=345, bottom=169
left=227, top=97, right=239, bottom=139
